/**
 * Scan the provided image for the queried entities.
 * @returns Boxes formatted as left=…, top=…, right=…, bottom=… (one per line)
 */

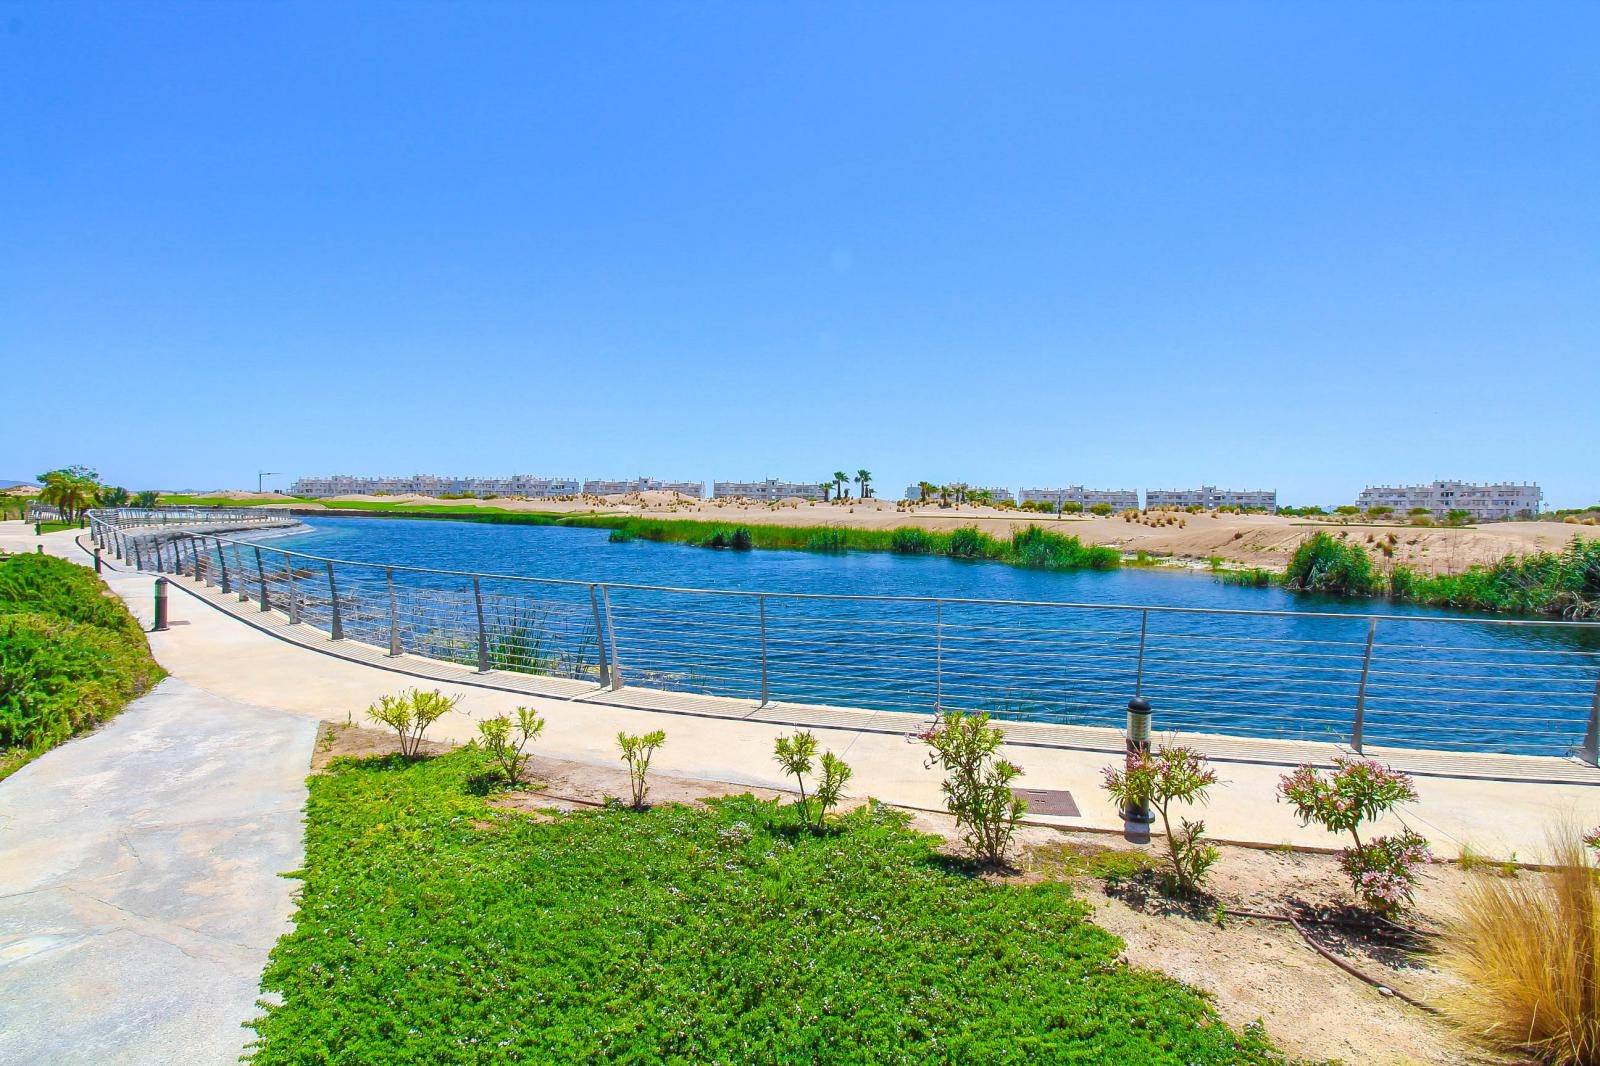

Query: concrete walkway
left=0, top=677, right=317, bottom=1065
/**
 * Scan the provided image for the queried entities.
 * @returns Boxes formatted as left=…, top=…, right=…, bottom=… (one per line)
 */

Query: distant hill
left=0, top=480, right=36, bottom=490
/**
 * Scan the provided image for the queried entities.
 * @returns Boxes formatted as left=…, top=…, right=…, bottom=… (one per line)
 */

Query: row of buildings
left=902, top=484, right=1271, bottom=510
left=290, top=473, right=1543, bottom=520
left=1355, top=480, right=1543, bottom=521
left=290, top=475, right=704, bottom=499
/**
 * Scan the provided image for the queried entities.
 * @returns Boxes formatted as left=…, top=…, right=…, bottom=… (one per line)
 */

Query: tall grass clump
left=889, top=527, right=939, bottom=554
left=1009, top=525, right=1120, bottom=570
left=1443, top=826, right=1600, bottom=1064
left=1405, top=537, right=1600, bottom=619
left=1282, top=531, right=1382, bottom=596
left=944, top=526, right=1000, bottom=560
left=804, top=527, right=848, bottom=552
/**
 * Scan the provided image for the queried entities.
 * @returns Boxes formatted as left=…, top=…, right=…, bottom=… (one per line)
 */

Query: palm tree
left=937, top=484, right=952, bottom=507
left=855, top=469, right=873, bottom=500
left=818, top=482, right=832, bottom=502
left=37, top=466, right=101, bottom=521
left=917, top=481, right=936, bottom=503
left=832, top=471, right=849, bottom=500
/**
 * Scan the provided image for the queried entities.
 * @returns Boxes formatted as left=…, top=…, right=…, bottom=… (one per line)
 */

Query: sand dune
left=194, top=490, right=1591, bottom=576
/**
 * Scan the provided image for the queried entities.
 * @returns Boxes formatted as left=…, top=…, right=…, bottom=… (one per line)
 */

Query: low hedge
left=0, top=553, right=163, bottom=777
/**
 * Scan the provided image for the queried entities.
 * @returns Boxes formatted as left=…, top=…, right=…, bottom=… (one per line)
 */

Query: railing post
left=1583, top=672, right=1600, bottom=766
left=758, top=594, right=770, bottom=706
left=255, top=546, right=270, bottom=612
left=589, top=584, right=611, bottom=687
left=473, top=576, right=489, bottom=672
left=601, top=585, right=623, bottom=688
left=233, top=544, right=249, bottom=601
left=1352, top=617, right=1378, bottom=754
left=286, top=557, right=301, bottom=624
left=217, top=539, right=231, bottom=593
left=934, top=600, right=944, bottom=711
left=387, top=567, right=401, bottom=656
left=1134, top=608, right=1149, bottom=698
left=132, top=538, right=144, bottom=571
left=1122, top=697, right=1154, bottom=823
left=326, top=561, right=343, bottom=640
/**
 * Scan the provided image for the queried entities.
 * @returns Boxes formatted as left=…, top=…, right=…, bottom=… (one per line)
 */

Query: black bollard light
left=1121, top=696, right=1155, bottom=824
left=94, top=547, right=103, bottom=574
left=153, top=577, right=170, bottom=631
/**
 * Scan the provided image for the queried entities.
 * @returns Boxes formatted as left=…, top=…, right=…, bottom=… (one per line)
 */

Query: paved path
left=0, top=677, right=317, bottom=1066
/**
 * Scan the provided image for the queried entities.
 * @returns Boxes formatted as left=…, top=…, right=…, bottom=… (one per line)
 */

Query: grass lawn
left=33, top=520, right=79, bottom=534
left=249, top=749, right=1283, bottom=1064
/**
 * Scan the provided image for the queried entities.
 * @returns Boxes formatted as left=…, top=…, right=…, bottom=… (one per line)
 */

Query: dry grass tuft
left=1442, top=825, right=1600, bottom=1064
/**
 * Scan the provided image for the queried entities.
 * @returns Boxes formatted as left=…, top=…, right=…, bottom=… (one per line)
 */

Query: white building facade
left=1145, top=485, right=1278, bottom=511
left=291, top=474, right=581, bottom=498
left=712, top=479, right=825, bottom=501
left=582, top=478, right=705, bottom=498
left=1018, top=486, right=1140, bottom=510
left=1356, top=480, right=1541, bottom=521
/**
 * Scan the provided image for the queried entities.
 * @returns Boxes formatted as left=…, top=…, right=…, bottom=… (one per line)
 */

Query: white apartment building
left=1356, top=480, right=1541, bottom=521
left=1145, top=485, right=1278, bottom=511
left=900, top=483, right=1015, bottom=505
left=290, top=474, right=580, bottom=498
left=1018, top=486, right=1140, bottom=510
left=582, top=478, right=705, bottom=498
left=712, top=479, right=825, bottom=501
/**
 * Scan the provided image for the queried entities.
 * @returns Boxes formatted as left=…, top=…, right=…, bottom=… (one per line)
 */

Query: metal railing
left=89, top=509, right=1600, bottom=762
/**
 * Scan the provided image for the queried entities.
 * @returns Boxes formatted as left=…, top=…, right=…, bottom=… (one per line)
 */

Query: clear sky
left=2, top=3, right=1596, bottom=507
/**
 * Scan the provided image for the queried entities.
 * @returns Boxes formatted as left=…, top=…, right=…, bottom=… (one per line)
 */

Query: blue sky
left=2, top=3, right=1596, bottom=506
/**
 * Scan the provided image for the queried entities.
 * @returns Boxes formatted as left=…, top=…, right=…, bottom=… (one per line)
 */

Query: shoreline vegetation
left=149, top=495, right=1600, bottom=619
left=1258, top=531, right=1600, bottom=619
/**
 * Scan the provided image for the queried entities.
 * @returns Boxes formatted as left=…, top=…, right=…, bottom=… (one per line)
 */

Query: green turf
left=248, top=748, right=1284, bottom=1064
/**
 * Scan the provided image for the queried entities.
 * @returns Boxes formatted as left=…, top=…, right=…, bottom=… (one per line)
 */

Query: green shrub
left=367, top=688, right=462, bottom=758
left=617, top=729, right=666, bottom=809
left=1101, top=746, right=1219, bottom=897
left=916, top=710, right=1026, bottom=866
left=772, top=730, right=852, bottom=831
left=0, top=612, right=162, bottom=757
left=1283, top=532, right=1381, bottom=596
left=476, top=707, right=543, bottom=786
left=1279, top=758, right=1428, bottom=915
left=0, top=553, right=144, bottom=641
left=1089, top=502, right=1113, bottom=516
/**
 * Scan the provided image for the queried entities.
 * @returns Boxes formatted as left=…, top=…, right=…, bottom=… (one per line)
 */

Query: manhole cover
left=1014, top=788, right=1079, bottom=816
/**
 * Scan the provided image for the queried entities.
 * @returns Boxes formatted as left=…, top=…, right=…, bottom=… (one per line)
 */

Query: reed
left=1442, top=825, right=1600, bottom=1064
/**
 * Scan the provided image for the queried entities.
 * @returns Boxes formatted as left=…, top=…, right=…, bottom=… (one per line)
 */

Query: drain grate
left=1013, top=788, right=1080, bottom=817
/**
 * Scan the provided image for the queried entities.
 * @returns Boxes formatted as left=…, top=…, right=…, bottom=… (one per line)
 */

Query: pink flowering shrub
left=1279, top=757, right=1429, bottom=915
left=1102, top=746, right=1220, bottom=896
left=1585, top=826, right=1600, bottom=854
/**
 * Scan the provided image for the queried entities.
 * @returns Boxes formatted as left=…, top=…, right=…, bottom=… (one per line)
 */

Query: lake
left=267, top=515, right=1600, bottom=758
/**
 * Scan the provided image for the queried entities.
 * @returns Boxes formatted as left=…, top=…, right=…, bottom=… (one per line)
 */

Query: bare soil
left=312, top=722, right=1524, bottom=1065
left=204, top=488, right=1585, bottom=576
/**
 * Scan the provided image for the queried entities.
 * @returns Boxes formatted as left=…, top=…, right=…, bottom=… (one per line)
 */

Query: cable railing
left=89, top=509, right=1600, bottom=762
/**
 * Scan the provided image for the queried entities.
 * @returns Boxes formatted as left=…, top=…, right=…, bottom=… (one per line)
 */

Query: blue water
left=269, top=515, right=1600, bottom=757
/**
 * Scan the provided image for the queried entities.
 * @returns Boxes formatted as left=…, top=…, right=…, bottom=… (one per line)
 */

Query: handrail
left=87, top=507, right=1600, bottom=763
